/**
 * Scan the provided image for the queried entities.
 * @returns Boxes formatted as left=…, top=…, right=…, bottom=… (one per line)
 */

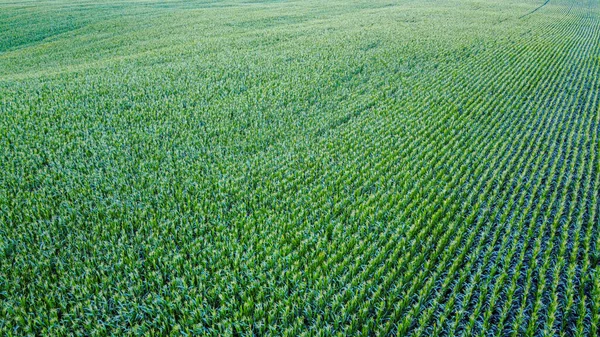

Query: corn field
left=1, top=0, right=599, bottom=335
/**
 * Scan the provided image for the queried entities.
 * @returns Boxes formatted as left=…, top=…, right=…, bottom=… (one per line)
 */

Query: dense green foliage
left=1, top=0, right=599, bottom=335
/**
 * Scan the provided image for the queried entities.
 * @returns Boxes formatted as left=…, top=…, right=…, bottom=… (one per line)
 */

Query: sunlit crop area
left=1, top=0, right=599, bottom=335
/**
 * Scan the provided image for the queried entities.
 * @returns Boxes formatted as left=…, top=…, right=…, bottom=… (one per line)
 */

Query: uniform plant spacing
left=1, top=0, right=599, bottom=335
